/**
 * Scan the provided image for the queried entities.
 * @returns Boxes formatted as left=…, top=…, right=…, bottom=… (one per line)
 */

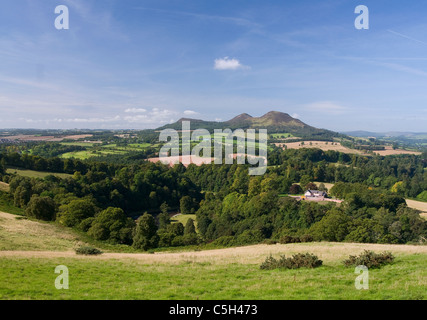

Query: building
left=304, top=190, right=327, bottom=198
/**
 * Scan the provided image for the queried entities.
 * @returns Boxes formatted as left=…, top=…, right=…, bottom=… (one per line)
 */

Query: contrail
left=387, top=29, right=427, bottom=46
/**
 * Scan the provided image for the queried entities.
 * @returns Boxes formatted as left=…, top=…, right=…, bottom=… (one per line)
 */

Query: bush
left=211, top=236, right=235, bottom=247
left=75, top=246, right=103, bottom=255
left=299, top=234, right=314, bottom=243
left=343, top=250, right=395, bottom=269
left=260, top=253, right=323, bottom=270
left=25, top=195, right=56, bottom=221
left=416, top=191, right=427, bottom=202
left=279, top=235, right=300, bottom=244
left=263, top=239, right=277, bottom=245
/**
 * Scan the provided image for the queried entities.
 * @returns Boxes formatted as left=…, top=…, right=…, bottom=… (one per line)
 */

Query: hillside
left=157, top=111, right=342, bottom=138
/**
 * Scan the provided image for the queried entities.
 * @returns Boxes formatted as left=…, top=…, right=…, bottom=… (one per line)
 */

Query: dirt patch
left=148, top=155, right=213, bottom=167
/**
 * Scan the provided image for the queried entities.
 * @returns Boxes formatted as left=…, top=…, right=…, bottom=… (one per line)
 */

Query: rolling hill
left=157, top=111, right=342, bottom=139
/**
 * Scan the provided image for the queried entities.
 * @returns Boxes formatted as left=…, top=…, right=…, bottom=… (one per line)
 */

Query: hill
left=157, top=111, right=342, bottom=139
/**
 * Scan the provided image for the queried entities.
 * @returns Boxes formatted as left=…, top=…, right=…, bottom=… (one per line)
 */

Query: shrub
left=263, top=239, right=277, bottom=245
left=211, top=236, right=235, bottom=247
left=343, top=250, right=395, bottom=269
left=260, top=253, right=323, bottom=270
left=279, top=235, right=300, bottom=244
left=299, top=234, right=314, bottom=243
left=416, top=191, right=427, bottom=202
left=25, top=195, right=56, bottom=221
left=75, top=246, right=103, bottom=255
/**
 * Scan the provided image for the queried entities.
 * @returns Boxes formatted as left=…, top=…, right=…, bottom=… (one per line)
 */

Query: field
left=2, top=134, right=93, bottom=142
left=0, top=210, right=426, bottom=300
left=59, top=142, right=155, bottom=160
left=6, top=168, right=72, bottom=179
left=406, top=199, right=427, bottom=219
left=277, top=141, right=364, bottom=154
left=0, top=211, right=85, bottom=251
left=275, top=141, right=422, bottom=156
left=374, top=146, right=422, bottom=156
left=0, top=182, right=9, bottom=192
left=171, top=214, right=198, bottom=230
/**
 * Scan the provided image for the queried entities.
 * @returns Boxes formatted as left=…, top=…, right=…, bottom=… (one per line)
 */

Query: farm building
left=304, top=190, right=327, bottom=198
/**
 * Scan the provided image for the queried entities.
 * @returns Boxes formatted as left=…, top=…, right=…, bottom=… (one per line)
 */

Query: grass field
left=60, top=141, right=102, bottom=147
left=171, top=214, right=198, bottom=230
left=0, top=211, right=85, bottom=251
left=0, top=244, right=426, bottom=300
left=0, top=210, right=426, bottom=300
left=60, top=149, right=127, bottom=160
left=6, top=168, right=72, bottom=179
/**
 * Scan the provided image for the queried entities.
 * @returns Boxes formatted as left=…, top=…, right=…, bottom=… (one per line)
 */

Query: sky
left=0, top=0, right=427, bottom=132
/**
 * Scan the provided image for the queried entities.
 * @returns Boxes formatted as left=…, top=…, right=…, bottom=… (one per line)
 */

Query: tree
left=25, top=195, right=56, bottom=221
left=289, top=184, right=303, bottom=195
left=299, top=175, right=311, bottom=189
left=305, top=182, right=318, bottom=191
left=318, top=183, right=328, bottom=192
left=180, top=196, right=194, bottom=214
left=88, top=207, right=134, bottom=244
left=57, top=198, right=98, bottom=227
left=168, top=222, right=185, bottom=237
left=184, top=218, right=196, bottom=235
left=310, top=209, right=350, bottom=242
left=158, top=202, right=171, bottom=230
left=132, top=212, right=159, bottom=251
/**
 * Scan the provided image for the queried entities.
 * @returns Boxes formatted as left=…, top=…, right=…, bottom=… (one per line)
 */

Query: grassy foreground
left=0, top=210, right=426, bottom=300
left=0, top=252, right=426, bottom=300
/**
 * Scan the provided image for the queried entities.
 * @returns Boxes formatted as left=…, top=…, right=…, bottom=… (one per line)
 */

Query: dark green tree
left=132, top=212, right=159, bottom=250
left=184, top=218, right=196, bottom=235
left=57, top=198, right=98, bottom=227
left=25, top=195, right=56, bottom=221
left=88, top=207, right=134, bottom=244
left=158, top=202, right=171, bottom=230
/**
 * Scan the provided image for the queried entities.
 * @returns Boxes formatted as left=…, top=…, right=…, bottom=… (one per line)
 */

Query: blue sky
left=0, top=0, right=427, bottom=131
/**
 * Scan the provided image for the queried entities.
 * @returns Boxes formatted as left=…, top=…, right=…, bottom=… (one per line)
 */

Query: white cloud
left=125, top=108, right=147, bottom=113
left=291, top=113, right=300, bottom=119
left=124, top=108, right=178, bottom=124
left=214, top=57, right=249, bottom=70
left=184, top=110, right=198, bottom=115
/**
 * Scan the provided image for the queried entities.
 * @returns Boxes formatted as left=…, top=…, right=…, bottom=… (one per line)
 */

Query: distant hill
left=157, top=111, right=342, bottom=139
left=343, top=131, right=427, bottom=138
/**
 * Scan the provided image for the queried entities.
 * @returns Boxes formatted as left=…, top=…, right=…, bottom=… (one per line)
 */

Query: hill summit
left=226, top=111, right=307, bottom=129
left=157, top=110, right=338, bottom=138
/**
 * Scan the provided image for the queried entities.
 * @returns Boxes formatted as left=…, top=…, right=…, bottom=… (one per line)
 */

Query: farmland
left=277, top=141, right=364, bottom=154
left=6, top=168, right=72, bottom=179
left=275, top=140, right=423, bottom=156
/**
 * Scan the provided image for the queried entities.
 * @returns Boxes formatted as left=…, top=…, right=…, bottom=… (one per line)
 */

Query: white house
left=304, top=190, right=327, bottom=198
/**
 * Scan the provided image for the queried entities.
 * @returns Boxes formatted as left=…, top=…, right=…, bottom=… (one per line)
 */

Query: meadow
left=5, top=168, right=72, bottom=179
left=0, top=244, right=426, bottom=300
left=0, top=210, right=426, bottom=300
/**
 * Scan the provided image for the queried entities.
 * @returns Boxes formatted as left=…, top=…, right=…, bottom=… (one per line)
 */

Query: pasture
left=0, top=210, right=426, bottom=300
left=6, top=168, right=72, bottom=179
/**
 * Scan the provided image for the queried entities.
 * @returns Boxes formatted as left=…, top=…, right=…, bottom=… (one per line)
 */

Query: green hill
left=157, top=111, right=343, bottom=139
